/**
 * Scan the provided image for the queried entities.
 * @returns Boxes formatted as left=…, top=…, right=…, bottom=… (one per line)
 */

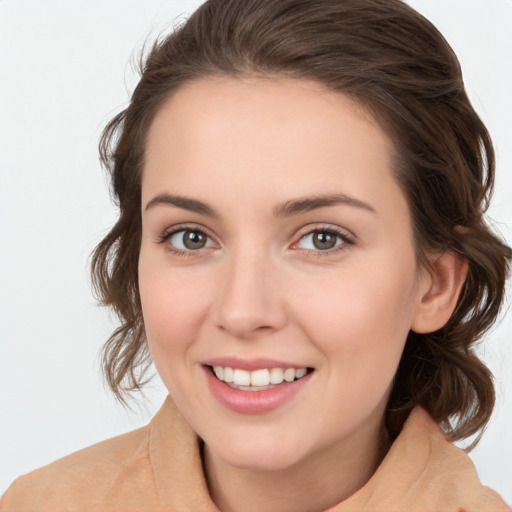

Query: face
left=138, top=77, right=429, bottom=472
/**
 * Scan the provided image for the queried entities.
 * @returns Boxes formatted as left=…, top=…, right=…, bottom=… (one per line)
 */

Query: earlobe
left=411, top=251, right=469, bottom=334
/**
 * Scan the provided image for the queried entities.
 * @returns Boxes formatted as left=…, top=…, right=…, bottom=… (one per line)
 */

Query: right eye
left=160, top=228, right=216, bottom=255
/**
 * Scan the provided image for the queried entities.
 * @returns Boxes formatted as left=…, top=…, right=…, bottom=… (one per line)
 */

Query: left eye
left=297, top=230, right=345, bottom=251
left=168, top=229, right=215, bottom=251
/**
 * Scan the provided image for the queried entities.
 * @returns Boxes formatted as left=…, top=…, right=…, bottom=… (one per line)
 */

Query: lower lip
left=204, top=366, right=313, bottom=414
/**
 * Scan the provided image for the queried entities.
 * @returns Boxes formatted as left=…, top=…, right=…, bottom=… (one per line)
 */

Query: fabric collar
left=148, top=396, right=509, bottom=511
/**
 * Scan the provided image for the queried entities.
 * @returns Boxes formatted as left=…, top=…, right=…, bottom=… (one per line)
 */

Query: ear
left=411, top=251, right=469, bottom=334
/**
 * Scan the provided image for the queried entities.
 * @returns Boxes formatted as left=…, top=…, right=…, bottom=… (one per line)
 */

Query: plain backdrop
left=1, top=0, right=511, bottom=502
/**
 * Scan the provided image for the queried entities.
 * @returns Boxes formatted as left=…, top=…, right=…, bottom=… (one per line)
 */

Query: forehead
left=142, top=77, right=402, bottom=215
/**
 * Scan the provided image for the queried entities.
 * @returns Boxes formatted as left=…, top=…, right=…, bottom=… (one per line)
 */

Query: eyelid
left=157, top=223, right=219, bottom=255
left=156, top=222, right=355, bottom=257
left=290, top=224, right=355, bottom=254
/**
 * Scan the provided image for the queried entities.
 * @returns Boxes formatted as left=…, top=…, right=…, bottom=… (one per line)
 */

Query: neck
left=203, top=414, right=390, bottom=512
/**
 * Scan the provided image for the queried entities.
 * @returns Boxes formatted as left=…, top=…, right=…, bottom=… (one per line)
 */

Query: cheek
left=138, top=258, right=214, bottom=374
left=294, top=259, right=418, bottom=377
left=291, top=263, right=419, bottom=435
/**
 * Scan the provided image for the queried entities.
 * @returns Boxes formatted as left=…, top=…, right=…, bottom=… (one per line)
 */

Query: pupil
left=184, top=231, right=206, bottom=249
left=313, top=232, right=336, bottom=250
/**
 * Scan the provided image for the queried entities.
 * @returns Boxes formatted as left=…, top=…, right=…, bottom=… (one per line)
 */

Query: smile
left=212, top=366, right=309, bottom=390
left=205, top=363, right=314, bottom=414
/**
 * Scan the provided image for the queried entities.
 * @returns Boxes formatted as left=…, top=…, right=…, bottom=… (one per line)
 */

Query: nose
left=211, top=250, right=287, bottom=339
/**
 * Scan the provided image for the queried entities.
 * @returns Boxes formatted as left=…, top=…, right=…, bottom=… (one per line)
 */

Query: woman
left=2, top=0, right=510, bottom=510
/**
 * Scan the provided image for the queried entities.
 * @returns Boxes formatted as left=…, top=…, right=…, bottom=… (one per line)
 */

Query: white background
left=1, top=0, right=511, bottom=502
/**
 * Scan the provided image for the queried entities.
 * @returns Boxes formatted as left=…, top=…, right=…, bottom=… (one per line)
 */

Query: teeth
left=212, top=366, right=309, bottom=387
left=251, top=369, right=270, bottom=386
left=269, top=367, right=284, bottom=384
left=295, top=368, right=307, bottom=378
left=283, top=368, right=295, bottom=382
left=213, top=366, right=224, bottom=380
left=223, top=366, right=234, bottom=383
left=233, top=369, right=251, bottom=386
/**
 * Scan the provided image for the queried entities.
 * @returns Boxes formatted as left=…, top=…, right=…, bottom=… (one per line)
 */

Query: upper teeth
left=213, top=366, right=308, bottom=386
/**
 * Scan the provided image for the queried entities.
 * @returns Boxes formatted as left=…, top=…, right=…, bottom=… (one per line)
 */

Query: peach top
left=2, top=397, right=510, bottom=512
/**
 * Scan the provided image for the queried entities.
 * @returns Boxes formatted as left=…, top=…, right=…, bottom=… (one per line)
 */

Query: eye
left=160, top=227, right=216, bottom=254
left=295, top=227, right=352, bottom=252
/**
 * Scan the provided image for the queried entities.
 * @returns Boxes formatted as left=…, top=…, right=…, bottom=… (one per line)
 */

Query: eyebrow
left=273, top=193, right=377, bottom=217
left=145, top=193, right=218, bottom=217
left=145, top=192, right=377, bottom=217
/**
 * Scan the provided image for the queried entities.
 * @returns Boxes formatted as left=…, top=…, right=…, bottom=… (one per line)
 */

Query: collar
left=148, top=397, right=509, bottom=512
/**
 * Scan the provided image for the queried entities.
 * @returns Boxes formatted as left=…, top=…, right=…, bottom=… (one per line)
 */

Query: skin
left=138, top=77, right=467, bottom=512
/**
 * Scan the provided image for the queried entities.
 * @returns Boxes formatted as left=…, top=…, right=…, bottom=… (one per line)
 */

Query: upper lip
left=202, top=357, right=311, bottom=371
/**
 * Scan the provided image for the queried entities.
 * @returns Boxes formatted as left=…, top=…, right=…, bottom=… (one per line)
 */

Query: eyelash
left=157, top=224, right=354, bottom=258
left=294, top=225, right=354, bottom=257
left=157, top=223, right=214, bottom=258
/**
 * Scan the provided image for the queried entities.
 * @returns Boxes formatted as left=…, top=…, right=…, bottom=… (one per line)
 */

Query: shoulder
left=2, top=397, right=217, bottom=512
left=393, top=408, right=510, bottom=511
left=337, top=407, right=511, bottom=512
left=1, top=423, right=159, bottom=512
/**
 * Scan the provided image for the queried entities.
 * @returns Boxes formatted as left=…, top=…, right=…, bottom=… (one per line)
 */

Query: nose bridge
left=213, top=243, right=286, bottom=338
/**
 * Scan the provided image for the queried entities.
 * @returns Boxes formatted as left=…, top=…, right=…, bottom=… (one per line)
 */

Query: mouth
left=204, top=361, right=315, bottom=413
left=207, top=365, right=314, bottom=391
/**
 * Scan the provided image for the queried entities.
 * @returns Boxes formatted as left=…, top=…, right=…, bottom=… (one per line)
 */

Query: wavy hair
left=91, top=0, right=510, bottom=444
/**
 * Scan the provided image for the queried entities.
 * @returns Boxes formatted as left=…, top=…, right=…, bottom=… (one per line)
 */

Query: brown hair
left=92, top=0, right=510, bottom=444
